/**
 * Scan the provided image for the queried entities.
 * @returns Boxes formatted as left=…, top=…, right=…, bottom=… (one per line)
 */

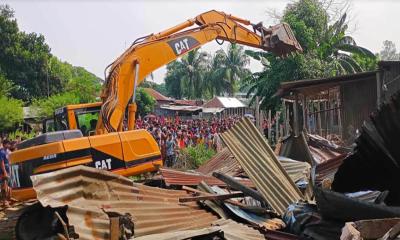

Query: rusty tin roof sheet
left=31, top=165, right=218, bottom=240
left=197, top=148, right=310, bottom=184
left=221, top=118, right=303, bottom=215
left=135, top=219, right=267, bottom=240
left=159, top=168, right=254, bottom=188
left=197, top=148, right=243, bottom=176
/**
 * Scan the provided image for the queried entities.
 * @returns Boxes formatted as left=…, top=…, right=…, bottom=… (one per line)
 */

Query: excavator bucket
left=261, top=23, right=303, bottom=57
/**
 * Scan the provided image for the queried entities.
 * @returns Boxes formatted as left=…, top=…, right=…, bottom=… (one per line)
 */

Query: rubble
left=333, top=91, right=400, bottom=205
left=4, top=91, right=400, bottom=240
left=220, top=117, right=304, bottom=215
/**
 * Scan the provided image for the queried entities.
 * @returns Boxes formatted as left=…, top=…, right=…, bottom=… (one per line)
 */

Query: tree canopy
left=379, top=40, right=400, bottom=61
left=164, top=44, right=250, bottom=99
left=243, top=0, right=377, bottom=110
left=135, top=88, right=156, bottom=117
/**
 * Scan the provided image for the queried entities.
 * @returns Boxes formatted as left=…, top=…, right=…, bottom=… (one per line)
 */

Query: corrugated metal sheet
left=212, top=186, right=285, bottom=230
left=197, top=148, right=243, bottom=176
left=134, top=226, right=223, bottom=240
left=197, top=148, right=310, bottom=184
left=135, top=219, right=268, bottom=240
left=213, top=219, right=267, bottom=240
left=315, top=154, right=346, bottom=184
left=31, top=165, right=219, bottom=240
left=380, top=61, right=400, bottom=101
left=333, top=91, right=400, bottom=205
left=203, top=97, right=245, bottom=108
left=221, top=118, right=303, bottom=215
left=341, top=74, right=377, bottom=141
left=278, top=157, right=311, bottom=184
left=159, top=168, right=254, bottom=188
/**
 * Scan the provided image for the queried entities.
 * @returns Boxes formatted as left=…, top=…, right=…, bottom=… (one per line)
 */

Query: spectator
left=165, top=133, right=176, bottom=167
left=0, top=139, right=11, bottom=208
left=136, top=115, right=244, bottom=162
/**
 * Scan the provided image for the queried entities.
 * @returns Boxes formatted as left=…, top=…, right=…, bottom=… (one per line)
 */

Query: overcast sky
left=5, top=0, right=400, bottom=83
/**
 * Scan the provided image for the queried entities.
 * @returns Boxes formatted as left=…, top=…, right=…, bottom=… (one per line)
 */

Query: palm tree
left=210, top=44, right=250, bottom=96
left=318, top=13, right=375, bottom=75
left=164, top=48, right=209, bottom=99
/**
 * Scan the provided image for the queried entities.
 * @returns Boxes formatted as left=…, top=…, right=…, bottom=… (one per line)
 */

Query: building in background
left=275, top=61, right=400, bottom=144
left=202, top=96, right=252, bottom=118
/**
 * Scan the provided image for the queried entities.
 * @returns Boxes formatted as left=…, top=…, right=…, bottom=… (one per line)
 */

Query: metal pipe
left=153, top=19, right=195, bottom=39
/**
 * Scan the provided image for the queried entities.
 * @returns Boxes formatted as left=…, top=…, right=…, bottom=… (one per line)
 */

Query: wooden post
left=276, top=111, right=280, bottom=143
left=324, top=99, right=328, bottom=138
left=317, top=100, right=322, bottom=136
left=302, top=95, right=307, bottom=132
left=268, top=110, right=272, bottom=141
left=293, top=93, right=299, bottom=137
left=255, top=96, right=260, bottom=131
left=286, top=103, right=290, bottom=135
left=377, top=70, right=383, bottom=107
left=338, top=93, right=343, bottom=139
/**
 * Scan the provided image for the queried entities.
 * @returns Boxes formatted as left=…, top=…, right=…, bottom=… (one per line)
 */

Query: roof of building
left=159, top=104, right=202, bottom=112
left=143, top=88, right=172, bottom=102
left=203, top=97, right=246, bottom=109
left=174, top=99, right=203, bottom=106
left=275, top=71, right=377, bottom=97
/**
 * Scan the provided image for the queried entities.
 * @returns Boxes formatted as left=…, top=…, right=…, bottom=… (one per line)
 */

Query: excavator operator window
left=75, top=110, right=99, bottom=136
left=54, top=108, right=68, bottom=131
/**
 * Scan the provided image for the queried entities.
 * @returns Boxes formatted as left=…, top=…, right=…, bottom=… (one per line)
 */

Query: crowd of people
left=135, top=115, right=243, bottom=167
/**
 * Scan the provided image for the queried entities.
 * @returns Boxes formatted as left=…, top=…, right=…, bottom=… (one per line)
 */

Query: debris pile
left=2, top=92, right=400, bottom=240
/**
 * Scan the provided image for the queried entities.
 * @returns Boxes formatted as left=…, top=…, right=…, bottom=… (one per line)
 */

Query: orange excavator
left=10, top=10, right=302, bottom=200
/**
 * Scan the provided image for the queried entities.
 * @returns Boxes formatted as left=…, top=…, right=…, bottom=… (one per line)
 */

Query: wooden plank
left=110, top=217, right=120, bottom=240
left=179, top=192, right=244, bottom=203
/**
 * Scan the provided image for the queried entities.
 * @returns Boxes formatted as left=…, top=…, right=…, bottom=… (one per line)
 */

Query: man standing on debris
left=0, top=139, right=11, bottom=208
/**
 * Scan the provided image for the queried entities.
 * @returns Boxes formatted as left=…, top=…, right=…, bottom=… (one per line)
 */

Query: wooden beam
left=380, top=222, right=400, bottom=240
left=179, top=192, right=244, bottom=203
left=109, top=217, right=120, bottom=240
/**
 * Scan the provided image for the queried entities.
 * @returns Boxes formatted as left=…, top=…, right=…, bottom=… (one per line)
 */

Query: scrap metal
left=197, top=147, right=243, bottom=177
left=220, top=117, right=303, bottom=215
left=212, top=186, right=286, bottom=231
left=332, top=91, right=400, bottom=205
left=135, top=218, right=268, bottom=240
left=30, top=165, right=219, bottom=239
left=340, top=218, right=400, bottom=240
left=159, top=167, right=254, bottom=188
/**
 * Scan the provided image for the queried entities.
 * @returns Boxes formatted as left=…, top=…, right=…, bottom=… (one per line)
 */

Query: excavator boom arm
left=97, top=10, right=302, bottom=133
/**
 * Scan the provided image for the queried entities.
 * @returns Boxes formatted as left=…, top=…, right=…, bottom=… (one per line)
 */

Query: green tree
left=0, top=96, right=23, bottom=132
left=141, top=80, right=168, bottom=96
left=66, top=66, right=101, bottom=103
left=244, top=0, right=375, bottom=110
left=317, top=13, right=375, bottom=75
left=0, top=5, right=101, bottom=102
left=0, top=71, right=14, bottom=97
left=165, top=48, right=209, bottom=99
left=379, top=40, right=400, bottom=61
left=165, top=61, right=184, bottom=99
left=209, top=44, right=250, bottom=96
left=32, top=92, right=81, bottom=119
left=135, top=87, right=156, bottom=117
left=0, top=5, right=61, bottom=101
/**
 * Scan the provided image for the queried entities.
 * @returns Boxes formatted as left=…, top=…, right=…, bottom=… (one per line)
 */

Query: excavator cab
left=43, top=102, right=102, bottom=136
